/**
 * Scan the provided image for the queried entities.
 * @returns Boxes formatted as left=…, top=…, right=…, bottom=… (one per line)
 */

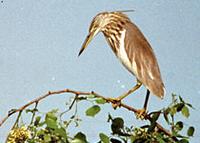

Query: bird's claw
left=108, top=98, right=122, bottom=109
left=136, top=108, right=147, bottom=120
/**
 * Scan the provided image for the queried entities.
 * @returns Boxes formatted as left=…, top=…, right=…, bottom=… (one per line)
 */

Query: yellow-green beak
left=78, top=30, right=97, bottom=56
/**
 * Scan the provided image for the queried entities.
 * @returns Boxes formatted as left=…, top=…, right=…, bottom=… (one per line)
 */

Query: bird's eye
left=120, top=21, right=125, bottom=25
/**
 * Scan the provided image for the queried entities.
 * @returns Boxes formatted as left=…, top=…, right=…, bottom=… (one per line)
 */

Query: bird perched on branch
left=78, top=11, right=165, bottom=117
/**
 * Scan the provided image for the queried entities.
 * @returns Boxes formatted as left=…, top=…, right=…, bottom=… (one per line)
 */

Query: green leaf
left=113, top=118, right=124, bottom=128
left=87, top=94, right=95, bottom=98
left=177, top=139, right=189, bottom=143
left=45, top=111, right=58, bottom=129
left=163, top=110, right=169, bottom=124
left=95, top=98, right=106, bottom=104
left=77, top=96, right=87, bottom=101
left=37, top=129, right=45, bottom=138
left=187, top=126, right=194, bottom=136
left=54, top=127, right=67, bottom=139
left=176, top=103, right=185, bottom=112
left=99, top=133, right=109, bottom=143
left=156, top=134, right=165, bottom=143
left=130, top=135, right=136, bottom=142
left=170, top=106, right=177, bottom=116
left=111, top=117, right=124, bottom=134
left=181, top=106, right=190, bottom=118
left=38, top=121, right=45, bottom=127
left=186, top=103, right=194, bottom=109
left=44, top=134, right=51, bottom=142
left=148, top=112, right=160, bottom=132
left=85, top=105, right=101, bottom=117
left=45, top=117, right=58, bottom=129
left=26, top=108, right=38, bottom=113
left=34, top=116, right=41, bottom=126
left=71, top=139, right=85, bottom=143
left=179, top=96, right=184, bottom=103
left=175, top=121, right=184, bottom=131
left=72, top=132, right=87, bottom=143
left=150, top=112, right=160, bottom=123
left=176, top=134, right=188, bottom=139
left=110, top=138, right=122, bottom=143
left=148, top=121, right=156, bottom=132
left=46, top=110, right=58, bottom=121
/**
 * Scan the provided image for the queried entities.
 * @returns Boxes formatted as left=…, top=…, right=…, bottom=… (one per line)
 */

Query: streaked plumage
left=79, top=11, right=165, bottom=100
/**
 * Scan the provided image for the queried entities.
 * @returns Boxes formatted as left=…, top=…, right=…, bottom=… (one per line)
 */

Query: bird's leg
left=109, top=80, right=142, bottom=108
left=143, top=89, right=150, bottom=111
left=136, top=89, right=150, bottom=119
left=117, top=81, right=142, bottom=101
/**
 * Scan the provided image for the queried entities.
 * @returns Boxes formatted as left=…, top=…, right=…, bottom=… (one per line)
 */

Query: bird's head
left=78, top=11, right=130, bottom=56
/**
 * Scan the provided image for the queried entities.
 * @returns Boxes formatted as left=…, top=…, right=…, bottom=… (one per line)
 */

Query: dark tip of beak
left=78, top=48, right=84, bottom=57
left=78, top=31, right=95, bottom=57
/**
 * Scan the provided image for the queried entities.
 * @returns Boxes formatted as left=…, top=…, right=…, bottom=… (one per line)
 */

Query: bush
left=3, top=89, right=195, bottom=143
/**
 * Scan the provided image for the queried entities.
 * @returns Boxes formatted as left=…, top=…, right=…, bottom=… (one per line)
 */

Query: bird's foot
left=107, top=98, right=122, bottom=109
left=136, top=108, right=147, bottom=120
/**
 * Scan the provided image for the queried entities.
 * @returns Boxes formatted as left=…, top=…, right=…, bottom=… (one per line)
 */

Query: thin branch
left=60, top=94, right=79, bottom=118
left=0, top=89, right=88, bottom=127
left=11, top=111, right=22, bottom=129
left=30, top=102, right=38, bottom=125
left=0, top=88, right=176, bottom=141
left=90, top=91, right=175, bottom=140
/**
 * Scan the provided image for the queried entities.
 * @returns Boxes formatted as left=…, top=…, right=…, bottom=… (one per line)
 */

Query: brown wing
left=124, top=22, right=165, bottom=98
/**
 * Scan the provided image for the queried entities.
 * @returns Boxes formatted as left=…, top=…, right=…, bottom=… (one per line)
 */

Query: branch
left=91, top=91, right=176, bottom=140
left=0, top=89, right=88, bottom=127
left=0, top=88, right=177, bottom=141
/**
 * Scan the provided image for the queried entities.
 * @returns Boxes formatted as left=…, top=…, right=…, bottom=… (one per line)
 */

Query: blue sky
left=0, top=0, right=200, bottom=142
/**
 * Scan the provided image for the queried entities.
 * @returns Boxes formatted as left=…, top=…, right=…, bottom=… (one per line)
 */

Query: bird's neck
left=102, top=28, right=125, bottom=54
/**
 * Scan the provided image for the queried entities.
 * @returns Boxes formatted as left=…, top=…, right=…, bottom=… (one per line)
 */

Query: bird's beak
left=78, top=29, right=99, bottom=56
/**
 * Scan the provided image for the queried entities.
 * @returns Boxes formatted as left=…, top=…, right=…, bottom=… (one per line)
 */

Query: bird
left=78, top=11, right=165, bottom=116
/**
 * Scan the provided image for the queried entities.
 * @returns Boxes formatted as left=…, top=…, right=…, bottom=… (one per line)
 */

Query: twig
left=90, top=91, right=175, bottom=140
left=0, top=88, right=177, bottom=141
left=0, top=89, right=89, bottom=127
left=30, top=102, right=38, bottom=125
left=60, top=94, right=79, bottom=118
left=11, top=111, right=22, bottom=129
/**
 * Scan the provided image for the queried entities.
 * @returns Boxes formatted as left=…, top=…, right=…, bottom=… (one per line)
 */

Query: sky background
left=0, top=0, right=200, bottom=142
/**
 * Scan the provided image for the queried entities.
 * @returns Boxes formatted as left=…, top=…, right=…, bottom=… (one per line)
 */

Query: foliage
left=6, top=94, right=195, bottom=143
